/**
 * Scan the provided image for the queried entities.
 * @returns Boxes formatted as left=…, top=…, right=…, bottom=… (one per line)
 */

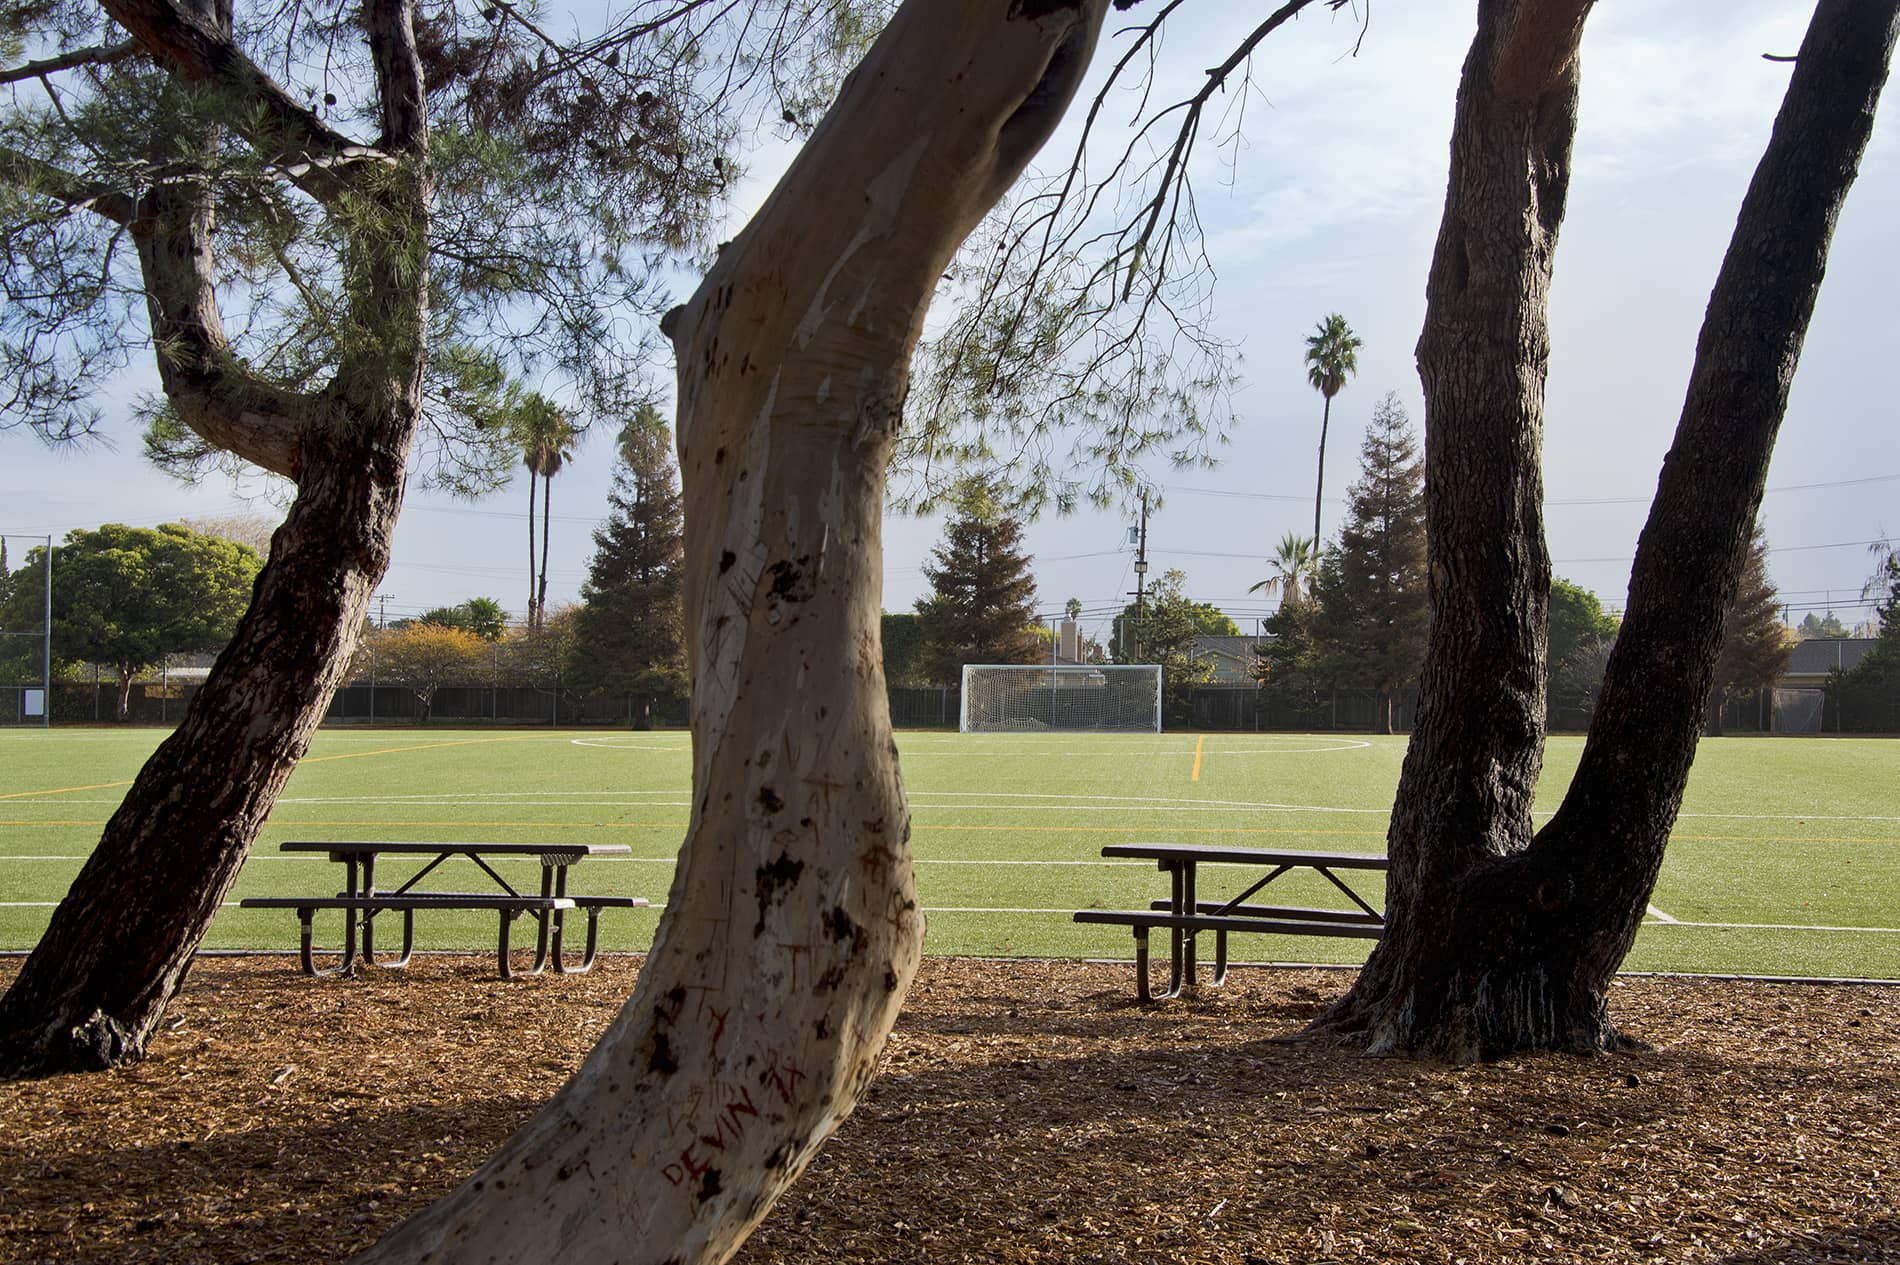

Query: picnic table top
left=277, top=841, right=632, bottom=858
left=1100, top=842, right=1388, bottom=869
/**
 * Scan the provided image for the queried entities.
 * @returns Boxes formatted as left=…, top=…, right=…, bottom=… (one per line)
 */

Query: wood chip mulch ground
left=1, top=955, right=1896, bottom=1264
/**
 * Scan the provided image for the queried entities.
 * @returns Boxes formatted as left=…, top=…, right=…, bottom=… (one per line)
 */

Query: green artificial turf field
left=2, top=727, right=1895, bottom=977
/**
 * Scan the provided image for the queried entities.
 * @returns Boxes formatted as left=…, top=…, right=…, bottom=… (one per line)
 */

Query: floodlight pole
left=35, top=535, right=51, bottom=725
left=39, top=536, right=52, bottom=728
left=370, top=591, right=394, bottom=727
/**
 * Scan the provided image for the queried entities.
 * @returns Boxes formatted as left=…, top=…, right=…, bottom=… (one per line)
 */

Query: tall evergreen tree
left=914, top=479, right=1041, bottom=683
left=1707, top=521, right=1792, bottom=733
left=1302, top=392, right=1428, bottom=734
left=568, top=407, right=687, bottom=726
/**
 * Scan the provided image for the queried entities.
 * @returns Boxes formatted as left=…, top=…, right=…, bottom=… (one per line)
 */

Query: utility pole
left=1127, top=489, right=1149, bottom=662
left=370, top=591, right=394, bottom=727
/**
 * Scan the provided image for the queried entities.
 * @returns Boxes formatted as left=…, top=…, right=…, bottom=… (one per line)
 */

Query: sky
left=4, top=2, right=1896, bottom=656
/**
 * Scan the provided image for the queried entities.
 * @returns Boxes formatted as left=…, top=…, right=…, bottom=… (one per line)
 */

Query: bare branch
left=0, top=39, right=141, bottom=87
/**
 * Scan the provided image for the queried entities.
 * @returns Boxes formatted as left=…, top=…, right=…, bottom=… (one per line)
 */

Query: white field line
left=8, top=789, right=1897, bottom=825
left=1647, top=903, right=1680, bottom=924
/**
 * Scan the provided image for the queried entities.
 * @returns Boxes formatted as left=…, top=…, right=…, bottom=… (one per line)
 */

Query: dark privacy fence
left=1190, top=687, right=1422, bottom=733
left=7, top=679, right=1900, bottom=734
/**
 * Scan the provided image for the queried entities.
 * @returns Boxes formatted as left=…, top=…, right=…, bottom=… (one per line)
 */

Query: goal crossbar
left=959, top=664, right=1162, bottom=733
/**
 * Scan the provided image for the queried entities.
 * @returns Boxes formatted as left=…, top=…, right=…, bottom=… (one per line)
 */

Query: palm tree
left=1304, top=313, right=1363, bottom=548
left=1249, top=532, right=1319, bottom=608
left=509, top=392, right=578, bottom=629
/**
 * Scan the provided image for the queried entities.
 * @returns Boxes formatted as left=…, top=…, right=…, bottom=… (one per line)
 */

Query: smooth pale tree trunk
left=1314, top=0, right=1898, bottom=1061
left=0, top=0, right=432, bottom=1077
left=113, top=667, right=135, bottom=723
left=353, top=3, right=1106, bottom=1263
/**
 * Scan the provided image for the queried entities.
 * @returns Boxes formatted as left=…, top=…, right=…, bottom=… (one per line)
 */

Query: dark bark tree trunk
left=1312, top=392, right=1332, bottom=549
left=526, top=468, right=540, bottom=628
left=1313, top=0, right=1898, bottom=1062
left=0, top=424, right=418, bottom=1072
left=536, top=472, right=553, bottom=627
left=0, top=0, right=432, bottom=1078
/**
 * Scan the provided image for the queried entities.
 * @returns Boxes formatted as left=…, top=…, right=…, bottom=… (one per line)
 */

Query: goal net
left=959, top=664, right=1162, bottom=733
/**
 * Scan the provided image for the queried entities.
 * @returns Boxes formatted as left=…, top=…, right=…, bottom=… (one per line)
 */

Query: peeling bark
left=353, top=3, right=1105, bottom=1262
left=1314, top=0, right=1898, bottom=1062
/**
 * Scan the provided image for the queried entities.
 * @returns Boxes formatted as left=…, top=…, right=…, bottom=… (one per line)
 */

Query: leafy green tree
left=880, top=613, right=929, bottom=687
left=1797, top=610, right=1852, bottom=639
left=1707, top=522, right=1792, bottom=733
left=1305, top=313, right=1363, bottom=548
left=501, top=604, right=581, bottom=699
left=1836, top=552, right=1900, bottom=689
left=568, top=408, right=687, bottom=725
left=370, top=621, right=489, bottom=723
left=1110, top=569, right=1237, bottom=726
left=416, top=598, right=508, bottom=641
left=0, top=524, right=260, bottom=719
left=1548, top=578, right=1619, bottom=724
left=914, top=480, right=1041, bottom=683
left=1550, top=578, right=1619, bottom=676
left=1300, top=392, right=1428, bottom=734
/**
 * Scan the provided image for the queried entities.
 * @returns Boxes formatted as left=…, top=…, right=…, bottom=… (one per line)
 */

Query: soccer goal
left=959, top=664, right=1162, bottom=733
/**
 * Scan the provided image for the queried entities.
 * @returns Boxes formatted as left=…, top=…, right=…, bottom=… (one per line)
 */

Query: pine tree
left=1302, top=392, right=1429, bottom=733
left=914, top=480, right=1042, bottom=684
left=568, top=407, right=687, bottom=726
left=1707, top=522, right=1792, bottom=733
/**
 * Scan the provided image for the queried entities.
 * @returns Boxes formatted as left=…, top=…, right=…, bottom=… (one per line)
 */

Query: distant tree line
left=353, top=406, right=689, bottom=726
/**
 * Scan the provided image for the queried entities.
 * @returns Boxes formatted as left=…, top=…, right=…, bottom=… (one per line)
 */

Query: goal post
left=958, top=664, right=1162, bottom=733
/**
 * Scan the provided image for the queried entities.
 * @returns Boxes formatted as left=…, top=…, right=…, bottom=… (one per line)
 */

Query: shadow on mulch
left=1, top=956, right=1896, bottom=1265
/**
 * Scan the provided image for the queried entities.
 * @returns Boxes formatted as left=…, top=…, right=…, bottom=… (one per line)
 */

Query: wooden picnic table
left=1075, top=842, right=1388, bottom=1001
left=240, top=841, right=643, bottom=979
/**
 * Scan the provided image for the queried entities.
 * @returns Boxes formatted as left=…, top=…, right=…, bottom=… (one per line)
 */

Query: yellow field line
left=0, top=779, right=134, bottom=801
left=297, top=735, right=546, bottom=764
left=1191, top=735, right=1205, bottom=782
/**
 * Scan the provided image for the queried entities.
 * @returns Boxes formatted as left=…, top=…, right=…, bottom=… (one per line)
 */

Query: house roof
left=1190, top=634, right=1264, bottom=663
left=1786, top=638, right=1875, bottom=677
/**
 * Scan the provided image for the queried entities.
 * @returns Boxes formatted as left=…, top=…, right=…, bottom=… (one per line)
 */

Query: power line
left=1158, top=471, right=1900, bottom=507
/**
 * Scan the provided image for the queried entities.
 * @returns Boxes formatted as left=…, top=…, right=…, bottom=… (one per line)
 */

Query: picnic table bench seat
left=1075, top=907, right=1384, bottom=1001
left=239, top=894, right=577, bottom=978
left=1076, top=842, right=1391, bottom=1001
left=241, top=840, right=642, bottom=981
